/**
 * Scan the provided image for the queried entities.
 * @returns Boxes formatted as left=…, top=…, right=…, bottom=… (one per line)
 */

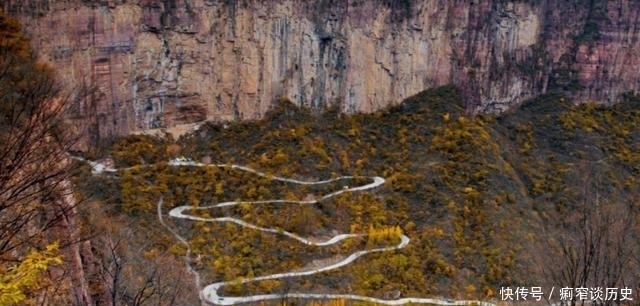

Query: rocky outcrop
left=5, top=0, right=640, bottom=141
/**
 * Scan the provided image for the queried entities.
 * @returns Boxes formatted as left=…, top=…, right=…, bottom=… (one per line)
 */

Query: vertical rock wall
left=5, top=0, right=640, bottom=141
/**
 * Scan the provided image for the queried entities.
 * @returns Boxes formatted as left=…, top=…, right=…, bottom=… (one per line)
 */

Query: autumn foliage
left=0, top=9, right=71, bottom=305
left=91, top=86, right=640, bottom=304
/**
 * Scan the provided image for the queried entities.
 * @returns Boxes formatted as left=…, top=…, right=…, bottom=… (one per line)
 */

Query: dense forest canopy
left=78, top=87, right=640, bottom=305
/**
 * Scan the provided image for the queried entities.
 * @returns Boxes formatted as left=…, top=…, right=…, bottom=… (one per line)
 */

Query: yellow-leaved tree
left=0, top=244, right=62, bottom=305
left=0, top=9, right=73, bottom=305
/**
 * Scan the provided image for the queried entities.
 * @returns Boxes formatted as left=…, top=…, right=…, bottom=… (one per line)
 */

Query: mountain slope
left=75, top=86, right=640, bottom=303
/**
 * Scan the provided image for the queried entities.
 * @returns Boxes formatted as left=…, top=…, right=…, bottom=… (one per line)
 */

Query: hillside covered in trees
left=73, top=86, right=640, bottom=305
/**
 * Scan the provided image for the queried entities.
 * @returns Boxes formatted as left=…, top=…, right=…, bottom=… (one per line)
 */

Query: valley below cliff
left=72, top=86, right=640, bottom=305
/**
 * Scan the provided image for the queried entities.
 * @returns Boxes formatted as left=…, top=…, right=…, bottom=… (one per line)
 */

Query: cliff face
left=5, top=0, right=640, bottom=140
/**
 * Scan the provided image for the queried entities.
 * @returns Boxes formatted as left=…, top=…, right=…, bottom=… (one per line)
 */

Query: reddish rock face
left=5, top=0, right=640, bottom=143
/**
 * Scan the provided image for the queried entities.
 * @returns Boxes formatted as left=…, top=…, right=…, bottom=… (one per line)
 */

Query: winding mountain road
left=77, top=157, right=497, bottom=306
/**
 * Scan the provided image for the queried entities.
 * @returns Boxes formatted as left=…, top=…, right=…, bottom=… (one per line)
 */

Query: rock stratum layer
left=5, top=0, right=640, bottom=141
